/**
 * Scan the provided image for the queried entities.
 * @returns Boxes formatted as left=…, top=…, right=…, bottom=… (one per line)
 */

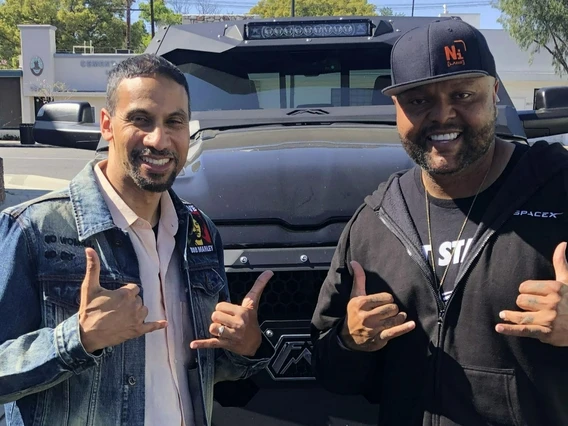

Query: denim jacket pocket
left=42, top=276, right=130, bottom=328
left=189, top=267, right=225, bottom=297
left=42, top=277, right=83, bottom=328
left=188, top=266, right=226, bottom=343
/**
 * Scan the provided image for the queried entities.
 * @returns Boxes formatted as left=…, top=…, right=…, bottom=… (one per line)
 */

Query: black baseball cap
left=382, top=18, right=497, bottom=96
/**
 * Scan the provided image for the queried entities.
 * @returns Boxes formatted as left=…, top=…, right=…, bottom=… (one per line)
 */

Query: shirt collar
left=93, top=161, right=178, bottom=237
left=94, top=160, right=139, bottom=230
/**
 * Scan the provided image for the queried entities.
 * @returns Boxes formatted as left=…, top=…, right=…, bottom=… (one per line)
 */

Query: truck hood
left=172, top=125, right=414, bottom=228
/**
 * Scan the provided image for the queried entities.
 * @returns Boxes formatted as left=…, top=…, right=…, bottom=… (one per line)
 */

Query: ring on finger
left=218, top=325, right=225, bottom=337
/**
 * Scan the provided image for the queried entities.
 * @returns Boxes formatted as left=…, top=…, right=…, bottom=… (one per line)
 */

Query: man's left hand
left=190, top=270, right=274, bottom=356
left=496, top=242, right=568, bottom=347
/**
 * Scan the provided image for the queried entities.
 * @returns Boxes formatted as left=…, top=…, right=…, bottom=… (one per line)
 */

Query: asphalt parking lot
left=0, top=140, right=93, bottom=210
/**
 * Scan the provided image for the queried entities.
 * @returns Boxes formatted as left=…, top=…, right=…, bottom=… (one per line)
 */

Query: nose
left=144, top=125, right=170, bottom=151
left=427, top=97, right=457, bottom=124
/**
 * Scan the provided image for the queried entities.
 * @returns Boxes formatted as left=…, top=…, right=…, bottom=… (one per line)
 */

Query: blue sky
left=374, top=0, right=503, bottom=29
left=134, top=0, right=504, bottom=30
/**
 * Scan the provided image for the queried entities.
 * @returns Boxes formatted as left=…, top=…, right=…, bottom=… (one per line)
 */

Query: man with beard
left=311, top=19, right=568, bottom=425
left=0, top=54, right=273, bottom=426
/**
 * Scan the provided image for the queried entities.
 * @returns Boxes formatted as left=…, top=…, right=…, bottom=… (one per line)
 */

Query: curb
left=0, top=141, right=56, bottom=148
left=4, top=174, right=70, bottom=190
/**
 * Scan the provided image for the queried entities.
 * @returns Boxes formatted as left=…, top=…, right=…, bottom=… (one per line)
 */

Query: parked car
left=33, top=15, right=568, bottom=426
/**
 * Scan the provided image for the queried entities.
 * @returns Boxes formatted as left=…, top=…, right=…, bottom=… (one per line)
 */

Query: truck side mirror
left=33, top=101, right=100, bottom=150
left=35, top=101, right=95, bottom=123
left=518, top=87, right=568, bottom=139
left=533, top=86, right=568, bottom=110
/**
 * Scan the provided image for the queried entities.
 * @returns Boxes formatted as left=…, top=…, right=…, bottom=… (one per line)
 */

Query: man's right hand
left=340, top=261, right=415, bottom=352
left=78, top=248, right=167, bottom=354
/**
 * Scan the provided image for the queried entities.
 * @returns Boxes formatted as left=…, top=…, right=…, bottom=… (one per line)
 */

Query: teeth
left=142, top=157, right=170, bottom=166
left=429, top=133, right=460, bottom=141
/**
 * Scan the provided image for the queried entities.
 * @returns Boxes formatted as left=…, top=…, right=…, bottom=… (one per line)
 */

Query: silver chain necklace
left=423, top=152, right=494, bottom=289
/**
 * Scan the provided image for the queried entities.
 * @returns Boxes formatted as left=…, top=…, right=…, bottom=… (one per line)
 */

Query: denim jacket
left=0, top=160, right=269, bottom=426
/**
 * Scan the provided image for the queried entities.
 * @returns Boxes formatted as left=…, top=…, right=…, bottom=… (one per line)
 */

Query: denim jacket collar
left=70, top=160, right=190, bottom=241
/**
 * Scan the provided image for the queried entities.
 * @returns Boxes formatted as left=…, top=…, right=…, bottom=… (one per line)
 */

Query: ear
left=493, top=78, right=500, bottom=104
left=100, top=108, right=113, bottom=143
left=391, top=95, right=402, bottom=116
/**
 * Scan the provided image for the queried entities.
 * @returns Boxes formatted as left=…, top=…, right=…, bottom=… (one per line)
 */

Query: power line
left=380, top=1, right=493, bottom=9
left=166, top=0, right=493, bottom=6
left=172, top=3, right=493, bottom=10
left=165, top=0, right=494, bottom=10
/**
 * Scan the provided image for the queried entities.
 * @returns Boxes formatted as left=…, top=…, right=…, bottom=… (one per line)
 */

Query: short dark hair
left=106, top=53, right=190, bottom=115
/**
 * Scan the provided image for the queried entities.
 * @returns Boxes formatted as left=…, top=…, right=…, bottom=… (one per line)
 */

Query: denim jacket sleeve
left=0, top=210, right=101, bottom=404
left=202, top=215, right=272, bottom=384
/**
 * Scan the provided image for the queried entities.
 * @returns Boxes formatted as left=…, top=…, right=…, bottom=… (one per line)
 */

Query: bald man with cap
left=311, top=18, right=568, bottom=426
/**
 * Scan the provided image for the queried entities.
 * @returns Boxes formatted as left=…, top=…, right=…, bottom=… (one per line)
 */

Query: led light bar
left=245, top=19, right=372, bottom=40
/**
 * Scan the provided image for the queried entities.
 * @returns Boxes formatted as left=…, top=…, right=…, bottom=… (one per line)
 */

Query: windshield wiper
left=287, top=109, right=330, bottom=116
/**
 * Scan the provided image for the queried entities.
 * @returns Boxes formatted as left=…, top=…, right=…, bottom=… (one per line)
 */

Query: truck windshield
left=177, top=46, right=394, bottom=112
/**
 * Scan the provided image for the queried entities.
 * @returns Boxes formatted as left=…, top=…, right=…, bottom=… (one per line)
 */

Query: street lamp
left=412, top=0, right=415, bottom=16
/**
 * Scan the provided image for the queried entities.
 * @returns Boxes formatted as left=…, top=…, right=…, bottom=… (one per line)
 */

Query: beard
left=125, top=147, right=179, bottom=193
left=399, top=109, right=496, bottom=176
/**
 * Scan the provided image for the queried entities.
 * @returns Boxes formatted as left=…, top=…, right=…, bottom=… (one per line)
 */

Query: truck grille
left=226, top=270, right=329, bottom=322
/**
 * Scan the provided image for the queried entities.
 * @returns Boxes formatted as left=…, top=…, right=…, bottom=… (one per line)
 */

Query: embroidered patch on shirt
left=187, top=204, right=214, bottom=254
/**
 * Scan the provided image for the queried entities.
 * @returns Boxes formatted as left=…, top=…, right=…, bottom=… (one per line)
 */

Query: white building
left=17, top=25, right=134, bottom=126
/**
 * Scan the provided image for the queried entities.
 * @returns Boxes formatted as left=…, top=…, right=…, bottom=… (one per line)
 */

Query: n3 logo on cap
left=444, top=40, right=466, bottom=68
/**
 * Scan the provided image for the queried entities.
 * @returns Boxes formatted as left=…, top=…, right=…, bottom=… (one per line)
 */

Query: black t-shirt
left=400, top=143, right=528, bottom=303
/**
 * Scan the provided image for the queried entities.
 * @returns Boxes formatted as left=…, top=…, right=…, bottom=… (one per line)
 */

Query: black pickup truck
left=33, top=15, right=568, bottom=426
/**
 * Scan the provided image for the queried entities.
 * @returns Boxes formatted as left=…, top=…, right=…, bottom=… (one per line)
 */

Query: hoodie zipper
left=379, top=209, right=501, bottom=424
left=378, top=210, right=445, bottom=314
left=378, top=209, right=446, bottom=426
left=439, top=225, right=501, bottom=336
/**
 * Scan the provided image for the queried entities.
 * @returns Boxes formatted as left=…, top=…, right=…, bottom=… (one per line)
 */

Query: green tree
left=250, top=0, right=378, bottom=18
left=493, top=0, right=568, bottom=75
left=137, top=0, right=181, bottom=50
left=378, top=6, right=405, bottom=17
left=139, top=0, right=182, bottom=27
left=0, top=0, right=148, bottom=69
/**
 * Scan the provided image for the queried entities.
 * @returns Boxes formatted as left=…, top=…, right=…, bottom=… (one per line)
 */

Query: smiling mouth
left=141, top=156, right=171, bottom=166
left=427, top=132, right=462, bottom=142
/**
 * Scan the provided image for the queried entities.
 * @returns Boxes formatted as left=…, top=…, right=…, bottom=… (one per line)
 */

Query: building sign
left=80, top=59, right=122, bottom=76
left=80, top=60, right=117, bottom=68
left=30, top=56, right=44, bottom=76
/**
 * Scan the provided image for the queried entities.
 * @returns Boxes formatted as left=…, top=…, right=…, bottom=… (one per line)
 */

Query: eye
left=455, top=92, right=472, bottom=100
left=132, top=116, right=150, bottom=125
left=410, top=99, right=427, bottom=106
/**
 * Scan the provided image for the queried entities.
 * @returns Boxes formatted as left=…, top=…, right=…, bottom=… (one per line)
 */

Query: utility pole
left=126, top=0, right=132, bottom=52
left=411, top=0, right=415, bottom=16
left=291, top=0, right=295, bottom=17
left=150, top=0, right=155, bottom=37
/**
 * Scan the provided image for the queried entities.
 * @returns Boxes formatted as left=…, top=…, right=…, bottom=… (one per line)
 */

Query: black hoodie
left=311, top=140, right=568, bottom=426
